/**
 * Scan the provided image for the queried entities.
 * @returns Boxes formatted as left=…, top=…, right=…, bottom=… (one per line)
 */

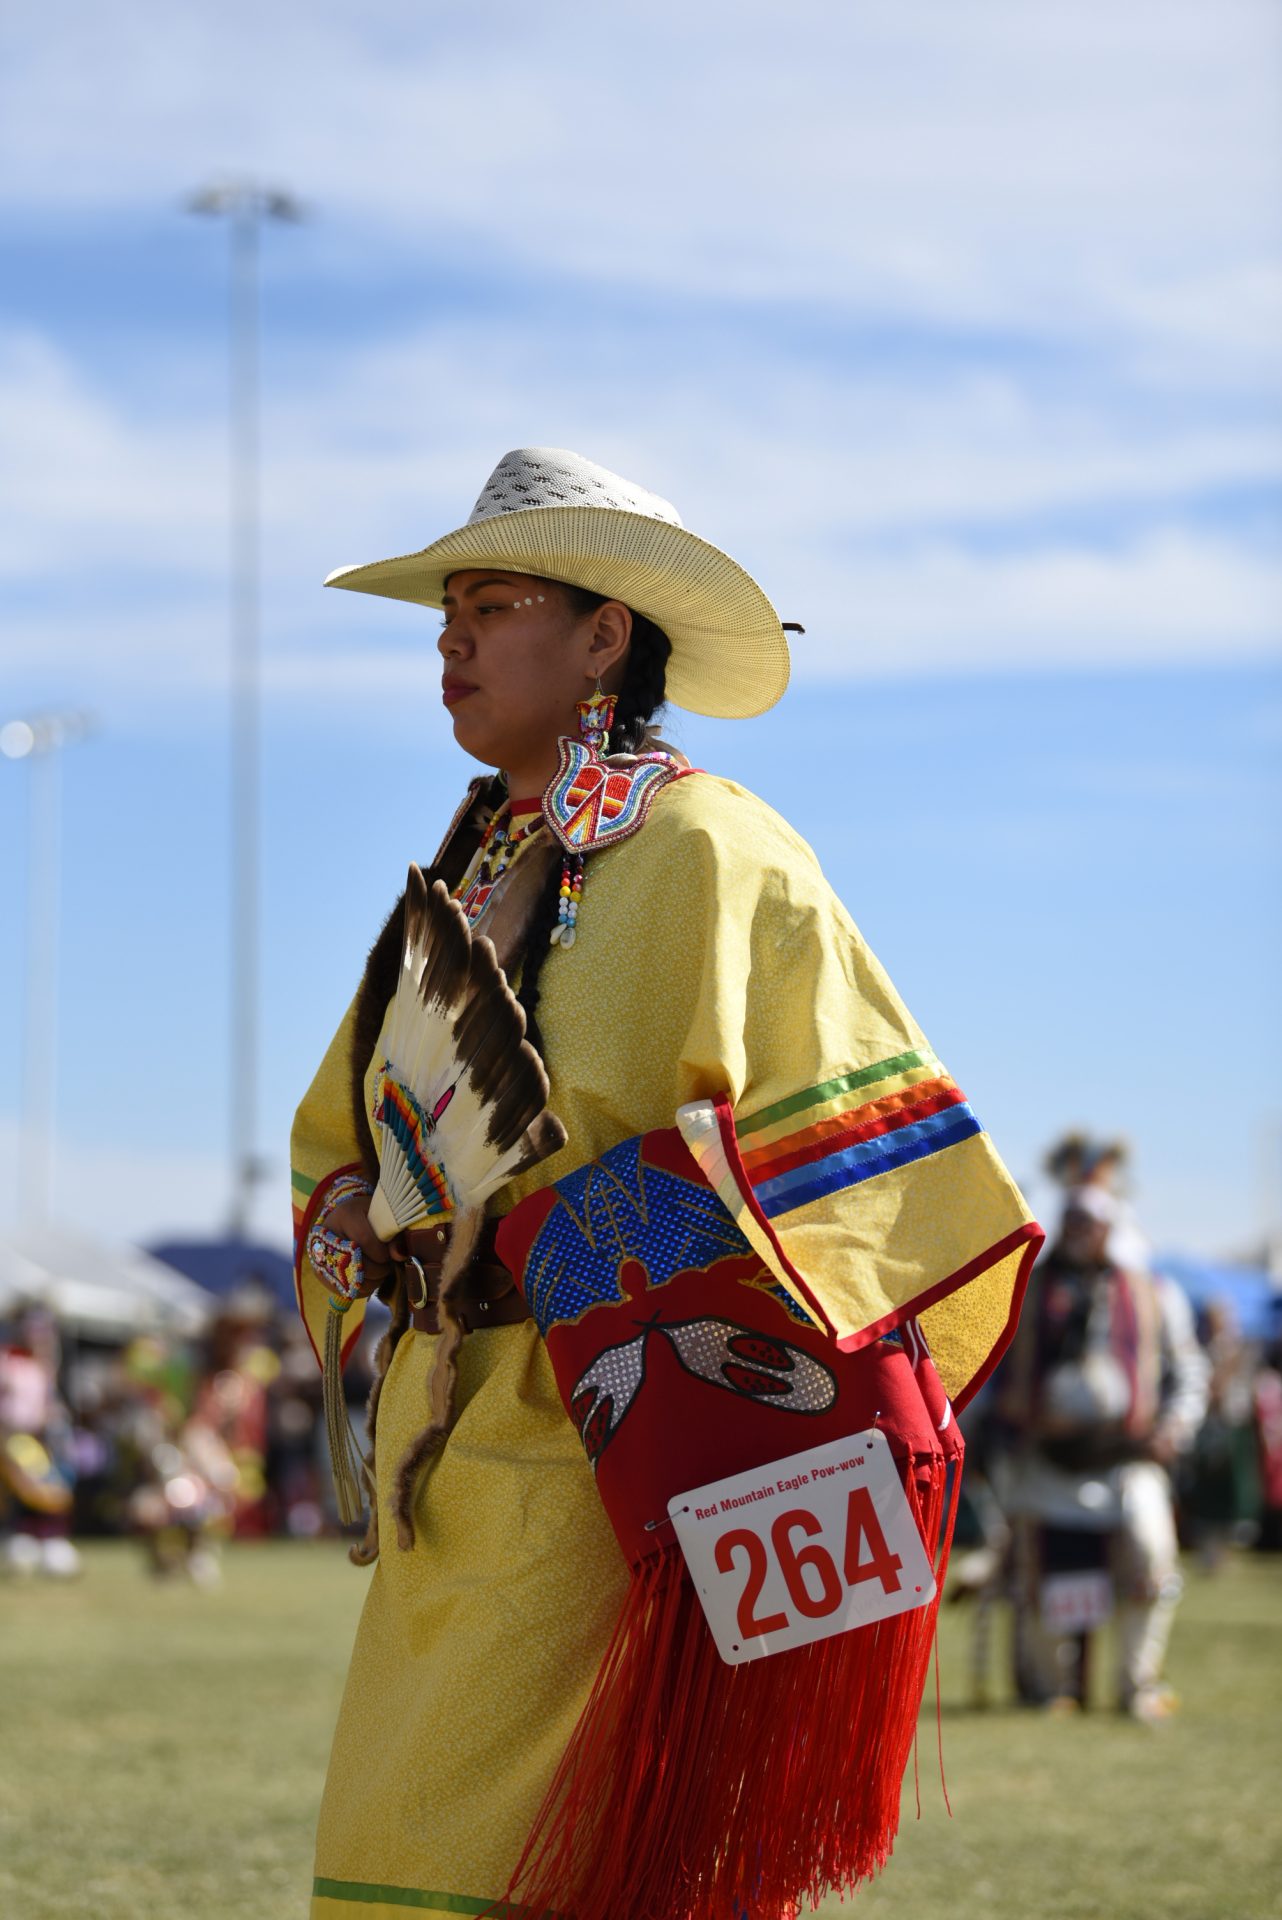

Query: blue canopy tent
left=1156, top=1253, right=1281, bottom=1345
left=148, top=1238, right=296, bottom=1314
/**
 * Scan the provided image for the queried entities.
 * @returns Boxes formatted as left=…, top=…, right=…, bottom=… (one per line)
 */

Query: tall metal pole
left=189, top=181, right=300, bottom=1240
left=1, top=713, right=92, bottom=1227
left=22, top=740, right=59, bottom=1226
left=229, top=200, right=260, bottom=1242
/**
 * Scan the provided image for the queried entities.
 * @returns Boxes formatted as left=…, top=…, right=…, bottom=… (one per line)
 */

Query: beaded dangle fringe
left=549, top=854, right=584, bottom=948
left=500, top=1453, right=956, bottom=1920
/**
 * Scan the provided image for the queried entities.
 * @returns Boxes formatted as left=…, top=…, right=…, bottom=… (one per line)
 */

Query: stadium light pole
left=1, top=711, right=94, bottom=1226
left=188, top=179, right=302, bottom=1241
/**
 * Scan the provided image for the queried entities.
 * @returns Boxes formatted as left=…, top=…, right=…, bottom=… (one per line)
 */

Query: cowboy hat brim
left=324, top=504, right=790, bottom=720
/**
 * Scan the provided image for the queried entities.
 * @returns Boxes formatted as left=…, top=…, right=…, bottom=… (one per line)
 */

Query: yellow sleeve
left=626, top=775, right=1039, bottom=1407
left=290, top=996, right=370, bottom=1371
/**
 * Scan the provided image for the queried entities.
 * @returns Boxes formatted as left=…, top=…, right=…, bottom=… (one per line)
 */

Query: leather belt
left=399, top=1218, right=530, bottom=1335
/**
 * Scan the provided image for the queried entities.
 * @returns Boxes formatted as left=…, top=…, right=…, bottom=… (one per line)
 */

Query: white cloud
left=0, top=332, right=224, bottom=579
left=2, top=316, right=1278, bottom=712
left=0, top=0, right=1277, bottom=374
left=802, top=531, right=1282, bottom=676
left=2, top=4, right=1277, bottom=705
left=290, top=326, right=1282, bottom=543
left=6, top=329, right=1278, bottom=595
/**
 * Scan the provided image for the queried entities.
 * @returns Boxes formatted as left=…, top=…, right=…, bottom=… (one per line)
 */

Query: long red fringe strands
left=499, top=1454, right=953, bottom=1920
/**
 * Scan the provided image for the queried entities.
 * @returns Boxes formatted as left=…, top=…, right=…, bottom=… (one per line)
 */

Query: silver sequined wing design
left=658, top=1318, right=837, bottom=1414
left=567, top=1334, right=648, bottom=1466
left=567, top=1318, right=837, bottom=1472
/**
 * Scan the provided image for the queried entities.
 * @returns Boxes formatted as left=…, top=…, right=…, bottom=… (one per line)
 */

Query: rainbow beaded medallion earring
left=575, top=683, right=617, bottom=754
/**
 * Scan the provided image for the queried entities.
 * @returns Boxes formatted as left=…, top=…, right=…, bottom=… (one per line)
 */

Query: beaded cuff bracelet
left=308, top=1224, right=366, bottom=1308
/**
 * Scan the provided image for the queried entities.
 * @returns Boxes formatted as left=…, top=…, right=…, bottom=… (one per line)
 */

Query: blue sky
left=0, top=0, right=1279, bottom=1258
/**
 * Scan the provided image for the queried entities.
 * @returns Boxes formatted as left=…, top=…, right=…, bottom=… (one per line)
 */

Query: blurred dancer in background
left=120, top=1335, right=236, bottom=1586
left=1000, top=1179, right=1206, bottom=1719
left=0, top=1304, right=80, bottom=1578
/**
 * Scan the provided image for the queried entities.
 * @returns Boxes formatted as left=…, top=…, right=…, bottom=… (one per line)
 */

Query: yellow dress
left=310, top=1323, right=627, bottom=1919
left=292, top=772, right=1035, bottom=1918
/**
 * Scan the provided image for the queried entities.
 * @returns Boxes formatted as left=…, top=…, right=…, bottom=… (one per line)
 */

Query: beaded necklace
left=453, top=803, right=545, bottom=928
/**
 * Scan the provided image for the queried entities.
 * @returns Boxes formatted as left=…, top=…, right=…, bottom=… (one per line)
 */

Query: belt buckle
left=405, top=1258, right=429, bottom=1311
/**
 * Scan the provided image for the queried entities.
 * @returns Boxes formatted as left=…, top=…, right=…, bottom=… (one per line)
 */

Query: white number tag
left=668, top=1429, right=938, bottom=1666
left=1040, top=1570, right=1113, bottom=1635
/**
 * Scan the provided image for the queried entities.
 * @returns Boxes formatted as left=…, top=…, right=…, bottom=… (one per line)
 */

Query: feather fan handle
left=367, top=868, right=567, bottom=1240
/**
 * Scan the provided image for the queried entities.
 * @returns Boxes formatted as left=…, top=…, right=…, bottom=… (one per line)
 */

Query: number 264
left=714, top=1489, right=905, bottom=1639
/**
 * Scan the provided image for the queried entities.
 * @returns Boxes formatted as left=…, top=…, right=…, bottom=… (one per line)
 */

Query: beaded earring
left=575, top=682, right=617, bottom=754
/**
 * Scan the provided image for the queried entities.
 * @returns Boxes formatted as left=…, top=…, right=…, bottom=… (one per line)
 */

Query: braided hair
left=514, top=584, right=672, bottom=1056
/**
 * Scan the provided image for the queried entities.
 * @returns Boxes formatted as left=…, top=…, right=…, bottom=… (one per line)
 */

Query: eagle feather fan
left=367, top=869, right=567, bottom=1242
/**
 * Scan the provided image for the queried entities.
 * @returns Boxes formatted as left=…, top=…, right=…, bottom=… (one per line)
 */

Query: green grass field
left=1, top=1541, right=1279, bottom=1920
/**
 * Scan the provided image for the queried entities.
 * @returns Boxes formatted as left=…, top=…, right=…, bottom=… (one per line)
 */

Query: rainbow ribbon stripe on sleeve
left=736, top=1048, right=980, bottom=1216
left=677, top=1052, right=1040, bottom=1409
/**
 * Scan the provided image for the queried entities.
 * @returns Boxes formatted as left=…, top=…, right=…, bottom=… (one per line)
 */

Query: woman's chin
left=448, top=710, right=501, bottom=767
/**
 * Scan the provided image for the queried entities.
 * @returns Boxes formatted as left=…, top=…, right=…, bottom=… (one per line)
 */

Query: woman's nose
left=437, top=617, right=471, bottom=659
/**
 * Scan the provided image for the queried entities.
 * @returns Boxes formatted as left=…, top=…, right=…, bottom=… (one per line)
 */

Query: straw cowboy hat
left=325, top=447, right=791, bottom=719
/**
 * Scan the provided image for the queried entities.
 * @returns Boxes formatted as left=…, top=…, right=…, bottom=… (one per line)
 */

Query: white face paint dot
left=537, top=594, right=545, bottom=602
left=524, top=596, right=533, bottom=604
left=512, top=600, right=521, bottom=609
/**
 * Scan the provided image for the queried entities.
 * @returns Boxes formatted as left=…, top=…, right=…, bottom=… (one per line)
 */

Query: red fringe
left=499, top=1456, right=952, bottom=1920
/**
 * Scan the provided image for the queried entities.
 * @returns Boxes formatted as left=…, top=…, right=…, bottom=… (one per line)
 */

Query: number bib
left=668, top=1429, right=938, bottom=1666
left=1040, top=1569, right=1113, bottom=1635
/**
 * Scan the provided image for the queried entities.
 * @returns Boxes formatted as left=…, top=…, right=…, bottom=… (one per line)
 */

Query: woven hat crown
left=469, top=449, right=683, bottom=528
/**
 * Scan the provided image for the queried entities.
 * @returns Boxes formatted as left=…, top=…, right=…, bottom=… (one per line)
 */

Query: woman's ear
left=584, top=601, right=632, bottom=687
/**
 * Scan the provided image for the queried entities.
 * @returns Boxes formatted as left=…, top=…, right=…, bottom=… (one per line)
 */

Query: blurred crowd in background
left=0, top=1274, right=386, bottom=1584
left=3, top=1133, right=1280, bottom=1725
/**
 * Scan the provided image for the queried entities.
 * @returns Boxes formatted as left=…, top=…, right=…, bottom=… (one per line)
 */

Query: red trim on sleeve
left=713, top=1092, right=1041, bottom=1407
left=294, top=1162, right=368, bottom=1373
left=834, top=1220, right=1042, bottom=1411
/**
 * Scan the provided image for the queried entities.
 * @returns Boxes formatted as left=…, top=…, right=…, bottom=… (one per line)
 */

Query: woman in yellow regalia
left=292, top=447, right=1040, bottom=1920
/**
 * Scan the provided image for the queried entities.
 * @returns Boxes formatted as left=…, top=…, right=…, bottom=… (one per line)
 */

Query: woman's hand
left=316, top=1195, right=402, bottom=1297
